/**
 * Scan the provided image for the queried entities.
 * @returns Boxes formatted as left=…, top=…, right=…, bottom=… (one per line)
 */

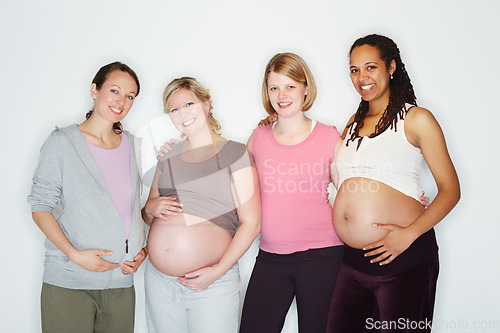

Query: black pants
left=240, top=246, right=344, bottom=333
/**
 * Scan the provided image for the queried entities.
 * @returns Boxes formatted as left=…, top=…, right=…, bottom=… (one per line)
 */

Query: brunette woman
left=28, top=62, right=147, bottom=333
left=327, top=34, right=460, bottom=332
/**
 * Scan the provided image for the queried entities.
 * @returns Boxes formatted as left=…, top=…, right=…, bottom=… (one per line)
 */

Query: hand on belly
left=362, top=222, right=419, bottom=265
left=333, top=178, right=424, bottom=250
left=177, top=265, right=224, bottom=292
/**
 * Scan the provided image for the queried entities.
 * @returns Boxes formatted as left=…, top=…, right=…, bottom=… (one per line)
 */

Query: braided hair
left=346, top=34, right=417, bottom=146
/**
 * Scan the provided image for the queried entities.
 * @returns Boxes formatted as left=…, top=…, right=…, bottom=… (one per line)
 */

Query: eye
left=367, top=65, right=376, bottom=71
left=186, top=102, right=194, bottom=107
left=350, top=68, right=358, bottom=74
left=269, top=87, right=277, bottom=91
left=111, top=89, right=118, bottom=94
left=127, top=95, right=135, bottom=100
left=170, top=108, right=178, bottom=113
left=287, top=86, right=295, bottom=89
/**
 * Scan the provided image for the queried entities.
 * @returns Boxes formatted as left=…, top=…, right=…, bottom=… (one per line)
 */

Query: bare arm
left=365, top=107, right=460, bottom=264
left=32, top=211, right=119, bottom=272
left=142, top=165, right=183, bottom=226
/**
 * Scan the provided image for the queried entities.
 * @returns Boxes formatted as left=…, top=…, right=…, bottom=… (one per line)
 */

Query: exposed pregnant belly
left=148, top=214, right=232, bottom=277
left=333, top=178, right=424, bottom=249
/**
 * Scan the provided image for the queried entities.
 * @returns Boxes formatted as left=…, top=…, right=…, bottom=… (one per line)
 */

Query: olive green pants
left=41, top=283, right=135, bottom=333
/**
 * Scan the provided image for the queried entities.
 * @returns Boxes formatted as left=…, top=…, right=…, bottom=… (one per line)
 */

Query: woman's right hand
left=69, top=249, right=119, bottom=272
left=420, top=191, right=431, bottom=209
left=144, top=196, right=183, bottom=220
left=258, top=114, right=278, bottom=128
left=157, top=138, right=181, bottom=159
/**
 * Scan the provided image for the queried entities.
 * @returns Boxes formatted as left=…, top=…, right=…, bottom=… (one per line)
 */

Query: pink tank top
left=86, top=133, right=132, bottom=238
left=251, top=122, right=343, bottom=254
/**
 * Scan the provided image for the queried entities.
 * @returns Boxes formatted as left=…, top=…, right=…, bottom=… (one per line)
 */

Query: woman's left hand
left=363, top=224, right=418, bottom=265
left=120, top=247, right=148, bottom=274
left=177, top=266, right=222, bottom=292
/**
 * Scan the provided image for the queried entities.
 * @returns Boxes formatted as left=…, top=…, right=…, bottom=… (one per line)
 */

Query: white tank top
left=336, top=104, right=423, bottom=201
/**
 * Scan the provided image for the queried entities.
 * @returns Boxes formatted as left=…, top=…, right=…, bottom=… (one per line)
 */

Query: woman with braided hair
left=327, top=34, right=460, bottom=332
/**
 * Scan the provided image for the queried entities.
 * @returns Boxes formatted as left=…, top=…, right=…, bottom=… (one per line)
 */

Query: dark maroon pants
left=327, top=254, right=439, bottom=333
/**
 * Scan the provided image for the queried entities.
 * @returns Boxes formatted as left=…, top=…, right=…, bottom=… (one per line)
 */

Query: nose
left=359, top=69, right=368, bottom=81
left=116, top=94, right=126, bottom=106
left=278, top=89, right=287, bottom=99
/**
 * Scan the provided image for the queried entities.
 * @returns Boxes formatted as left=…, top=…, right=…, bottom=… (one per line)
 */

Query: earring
left=390, top=73, right=394, bottom=80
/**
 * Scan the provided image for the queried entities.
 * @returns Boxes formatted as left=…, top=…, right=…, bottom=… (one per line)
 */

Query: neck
left=185, top=127, right=222, bottom=149
left=367, top=94, right=390, bottom=118
left=78, top=116, right=117, bottom=141
left=274, top=113, right=311, bottom=134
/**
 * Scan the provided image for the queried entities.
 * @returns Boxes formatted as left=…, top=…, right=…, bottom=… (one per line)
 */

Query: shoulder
left=41, top=125, right=74, bottom=151
left=252, top=124, right=270, bottom=137
left=226, top=140, right=248, bottom=158
left=224, top=140, right=253, bottom=169
left=316, top=122, right=341, bottom=139
left=405, top=106, right=438, bottom=127
left=405, top=106, right=443, bottom=145
left=158, top=142, right=183, bottom=163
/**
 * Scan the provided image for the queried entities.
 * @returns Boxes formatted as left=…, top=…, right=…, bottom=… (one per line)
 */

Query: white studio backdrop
left=1, top=0, right=499, bottom=332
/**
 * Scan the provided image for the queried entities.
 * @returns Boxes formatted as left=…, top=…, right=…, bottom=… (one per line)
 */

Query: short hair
left=162, top=77, right=221, bottom=133
left=262, top=53, right=317, bottom=116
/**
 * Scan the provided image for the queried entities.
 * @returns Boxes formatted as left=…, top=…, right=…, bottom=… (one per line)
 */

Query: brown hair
left=86, top=62, right=140, bottom=133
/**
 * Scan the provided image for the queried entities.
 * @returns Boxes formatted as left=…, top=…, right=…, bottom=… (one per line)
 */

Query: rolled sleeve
left=28, top=130, right=64, bottom=212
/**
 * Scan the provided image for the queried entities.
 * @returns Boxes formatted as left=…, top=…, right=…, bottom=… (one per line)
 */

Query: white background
left=1, top=0, right=499, bottom=332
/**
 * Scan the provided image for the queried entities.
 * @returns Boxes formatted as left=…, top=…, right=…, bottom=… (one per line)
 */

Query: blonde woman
left=239, top=53, right=344, bottom=333
left=142, top=77, right=261, bottom=333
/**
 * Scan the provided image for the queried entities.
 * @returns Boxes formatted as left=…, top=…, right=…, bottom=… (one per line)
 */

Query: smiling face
left=267, top=71, right=308, bottom=119
left=350, top=44, right=395, bottom=105
left=167, top=88, right=211, bottom=137
left=91, top=70, right=138, bottom=124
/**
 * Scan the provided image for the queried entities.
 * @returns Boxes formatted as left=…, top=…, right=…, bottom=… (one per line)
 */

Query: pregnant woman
left=142, top=77, right=261, bottom=333
left=327, top=34, right=460, bottom=332
left=28, top=62, right=147, bottom=333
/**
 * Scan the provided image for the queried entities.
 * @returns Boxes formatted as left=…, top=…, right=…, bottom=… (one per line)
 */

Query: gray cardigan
left=28, top=124, right=146, bottom=290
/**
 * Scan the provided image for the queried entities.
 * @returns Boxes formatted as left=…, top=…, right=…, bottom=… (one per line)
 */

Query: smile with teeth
left=182, top=118, right=196, bottom=127
left=278, top=102, right=292, bottom=109
left=361, top=84, right=375, bottom=91
left=110, top=106, right=123, bottom=115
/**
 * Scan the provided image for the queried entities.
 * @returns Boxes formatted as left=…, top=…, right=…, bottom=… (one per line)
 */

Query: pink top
left=251, top=122, right=343, bottom=254
left=86, top=133, right=132, bottom=238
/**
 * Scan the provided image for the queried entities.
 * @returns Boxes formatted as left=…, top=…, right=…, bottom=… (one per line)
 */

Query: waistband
left=256, top=245, right=344, bottom=263
left=146, top=260, right=240, bottom=282
left=343, top=228, right=438, bottom=276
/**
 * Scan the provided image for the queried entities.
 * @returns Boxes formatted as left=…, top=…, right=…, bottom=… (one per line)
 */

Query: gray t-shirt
left=158, top=140, right=254, bottom=236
